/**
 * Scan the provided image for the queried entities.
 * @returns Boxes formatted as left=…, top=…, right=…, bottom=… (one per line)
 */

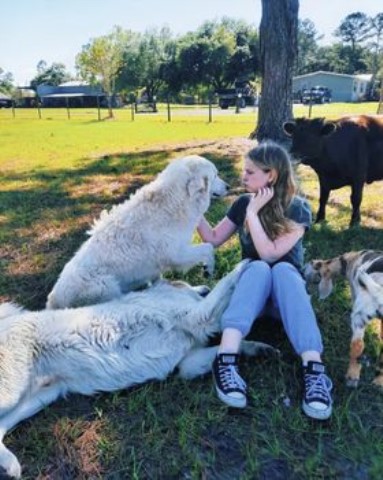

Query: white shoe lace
left=220, top=364, right=247, bottom=392
left=305, top=373, right=333, bottom=405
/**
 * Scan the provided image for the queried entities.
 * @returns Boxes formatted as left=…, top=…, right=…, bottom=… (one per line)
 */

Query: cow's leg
left=349, top=182, right=363, bottom=226
left=346, top=327, right=365, bottom=388
left=316, top=181, right=330, bottom=222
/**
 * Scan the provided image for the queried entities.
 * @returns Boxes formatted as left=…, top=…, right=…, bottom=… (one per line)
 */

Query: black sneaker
left=212, top=353, right=247, bottom=408
left=302, top=361, right=333, bottom=420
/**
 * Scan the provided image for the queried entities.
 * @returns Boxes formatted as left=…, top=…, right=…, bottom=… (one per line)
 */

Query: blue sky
left=1, top=0, right=381, bottom=86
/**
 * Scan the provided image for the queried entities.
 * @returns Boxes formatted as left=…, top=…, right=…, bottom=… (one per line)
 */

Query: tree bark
left=251, top=0, right=299, bottom=142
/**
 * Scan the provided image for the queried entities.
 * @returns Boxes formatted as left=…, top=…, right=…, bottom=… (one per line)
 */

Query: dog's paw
left=199, top=243, right=215, bottom=277
left=203, top=258, right=215, bottom=278
left=345, top=364, right=362, bottom=388
left=203, top=264, right=214, bottom=278
left=345, top=377, right=360, bottom=388
left=240, top=340, right=279, bottom=358
left=372, top=375, right=383, bottom=389
left=0, top=445, right=22, bottom=479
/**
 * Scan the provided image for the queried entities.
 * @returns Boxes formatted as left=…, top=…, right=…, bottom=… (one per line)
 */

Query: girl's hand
left=246, top=187, right=274, bottom=217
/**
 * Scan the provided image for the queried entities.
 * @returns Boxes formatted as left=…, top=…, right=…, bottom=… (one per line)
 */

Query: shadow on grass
left=305, top=222, right=383, bottom=259
left=304, top=190, right=383, bottom=227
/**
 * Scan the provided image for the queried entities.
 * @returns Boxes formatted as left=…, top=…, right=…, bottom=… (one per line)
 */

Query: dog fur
left=46, top=155, right=228, bottom=309
left=0, top=261, right=275, bottom=478
left=304, top=250, right=383, bottom=388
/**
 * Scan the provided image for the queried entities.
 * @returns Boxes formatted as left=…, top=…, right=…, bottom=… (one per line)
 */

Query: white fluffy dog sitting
left=0, top=261, right=275, bottom=478
left=46, top=155, right=228, bottom=309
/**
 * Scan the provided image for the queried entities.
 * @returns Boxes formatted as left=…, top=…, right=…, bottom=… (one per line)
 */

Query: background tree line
left=1, top=11, right=382, bottom=103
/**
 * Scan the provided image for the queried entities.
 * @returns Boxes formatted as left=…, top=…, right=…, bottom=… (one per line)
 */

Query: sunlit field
left=0, top=103, right=382, bottom=479
left=0, top=101, right=380, bottom=171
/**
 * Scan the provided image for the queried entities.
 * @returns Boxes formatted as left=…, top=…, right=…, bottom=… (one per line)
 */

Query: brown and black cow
left=283, top=115, right=383, bottom=226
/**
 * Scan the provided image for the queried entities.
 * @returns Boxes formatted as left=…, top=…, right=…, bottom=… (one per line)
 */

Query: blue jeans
left=221, top=260, right=323, bottom=355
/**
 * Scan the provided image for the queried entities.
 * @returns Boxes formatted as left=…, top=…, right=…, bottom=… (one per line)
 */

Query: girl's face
left=241, top=158, right=277, bottom=193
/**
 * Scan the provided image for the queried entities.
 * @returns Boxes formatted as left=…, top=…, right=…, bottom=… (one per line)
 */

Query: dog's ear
left=187, top=175, right=209, bottom=197
left=318, top=276, right=334, bottom=299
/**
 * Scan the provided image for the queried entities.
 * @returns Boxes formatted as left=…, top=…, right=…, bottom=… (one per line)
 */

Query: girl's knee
left=271, top=262, right=305, bottom=290
left=271, top=262, right=299, bottom=278
left=245, top=260, right=271, bottom=277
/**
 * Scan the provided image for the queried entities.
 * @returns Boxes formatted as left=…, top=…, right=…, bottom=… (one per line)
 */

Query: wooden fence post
left=97, top=95, right=101, bottom=121
left=37, top=99, right=42, bottom=119
left=66, top=96, right=70, bottom=119
left=167, top=96, right=171, bottom=122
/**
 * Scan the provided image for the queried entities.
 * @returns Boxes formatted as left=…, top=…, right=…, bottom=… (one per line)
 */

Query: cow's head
left=283, top=118, right=336, bottom=166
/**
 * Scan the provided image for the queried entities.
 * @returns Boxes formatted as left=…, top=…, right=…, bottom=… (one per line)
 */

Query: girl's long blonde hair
left=246, top=140, right=297, bottom=240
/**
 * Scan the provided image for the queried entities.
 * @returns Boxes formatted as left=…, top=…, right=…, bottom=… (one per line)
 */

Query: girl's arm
left=246, top=188, right=304, bottom=263
left=246, top=213, right=304, bottom=263
left=197, top=216, right=237, bottom=247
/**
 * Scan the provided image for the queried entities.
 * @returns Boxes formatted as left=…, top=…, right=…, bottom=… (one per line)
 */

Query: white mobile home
left=293, top=71, right=372, bottom=102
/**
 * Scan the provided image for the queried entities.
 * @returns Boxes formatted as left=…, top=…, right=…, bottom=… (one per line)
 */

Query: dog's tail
left=0, top=302, right=26, bottom=320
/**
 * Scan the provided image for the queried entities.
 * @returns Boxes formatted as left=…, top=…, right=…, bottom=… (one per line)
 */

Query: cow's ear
left=283, top=121, right=296, bottom=136
left=318, top=276, right=333, bottom=299
left=321, top=122, right=336, bottom=137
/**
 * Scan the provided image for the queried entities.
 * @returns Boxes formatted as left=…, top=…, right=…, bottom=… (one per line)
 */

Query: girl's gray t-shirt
left=226, top=194, right=312, bottom=271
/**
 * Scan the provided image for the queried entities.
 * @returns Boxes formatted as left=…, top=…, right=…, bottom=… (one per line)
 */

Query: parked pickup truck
left=301, top=86, right=332, bottom=104
left=216, top=81, right=256, bottom=109
left=0, top=96, right=12, bottom=108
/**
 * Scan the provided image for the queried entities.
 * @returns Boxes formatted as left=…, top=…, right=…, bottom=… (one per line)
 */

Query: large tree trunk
left=378, top=79, right=383, bottom=114
left=251, top=0, right=299, bottom=142
left=107, top=97, right=114, bottom=119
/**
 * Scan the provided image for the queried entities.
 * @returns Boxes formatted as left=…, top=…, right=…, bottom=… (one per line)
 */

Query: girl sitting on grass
left=197, top=140, right=333, bottom=420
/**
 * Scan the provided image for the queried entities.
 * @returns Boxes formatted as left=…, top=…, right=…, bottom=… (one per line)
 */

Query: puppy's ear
left=187, top=176, right=209, bottom=196
left=318, top=276, right=333, bottom=299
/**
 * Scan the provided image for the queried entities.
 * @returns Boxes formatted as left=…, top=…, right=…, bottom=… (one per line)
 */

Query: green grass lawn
left=0, top=101, right=379, bottom=171
left=0, top=105, right=382, bottom=479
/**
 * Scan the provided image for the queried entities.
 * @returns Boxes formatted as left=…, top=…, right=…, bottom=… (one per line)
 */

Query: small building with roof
left=15, top=88, right=37, bottom=107
left=36, top=81, right=108, bottom=107
left=293, top=71, right=373, bottom=102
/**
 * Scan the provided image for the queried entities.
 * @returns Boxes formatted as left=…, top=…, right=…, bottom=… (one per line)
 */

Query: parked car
left=216, top=80, right=256, bottom=109
left=292, top=90, right=303, bottom=103
left=301, top=86, right=332, bottom=105
left=0, top=97, right=12, bottom=108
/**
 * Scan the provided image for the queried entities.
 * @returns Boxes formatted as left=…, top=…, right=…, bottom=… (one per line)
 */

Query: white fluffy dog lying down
left=0, top=261, right=276, bottom=478
left=46, top=155, right=228, bottom=309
